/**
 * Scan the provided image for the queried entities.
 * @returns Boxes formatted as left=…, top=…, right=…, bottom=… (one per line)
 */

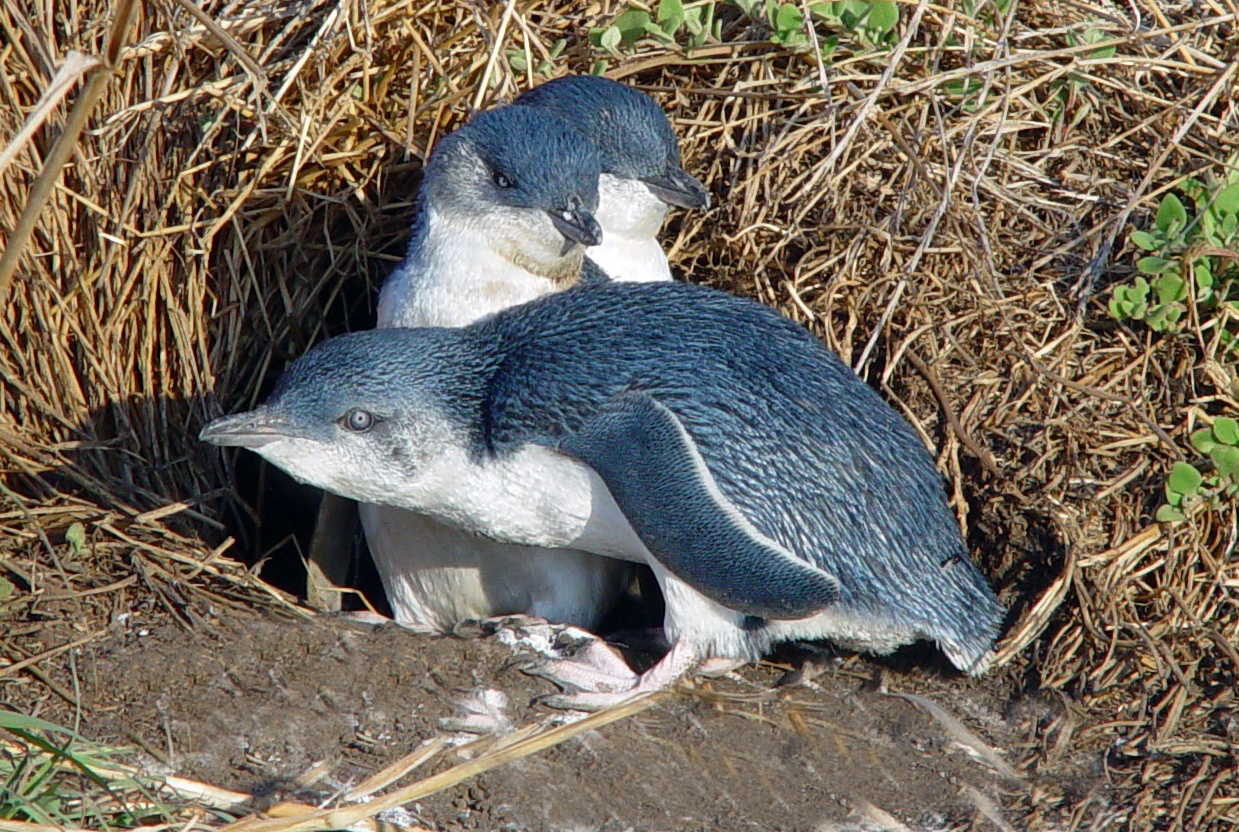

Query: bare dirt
left=13, top=602, right=1102, bottom=831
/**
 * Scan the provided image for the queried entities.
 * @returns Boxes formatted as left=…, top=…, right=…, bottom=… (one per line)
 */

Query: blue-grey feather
left=513, top=75, right=679, bottom=182
left=418, top=105, right=601, bottom=219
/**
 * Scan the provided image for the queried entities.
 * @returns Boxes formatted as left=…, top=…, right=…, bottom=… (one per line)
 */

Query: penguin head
left=422, top=106, right=604, bottom=271
left=201, top=330, right=476, bottom=507
left=514, top=75, right=709, bottom=210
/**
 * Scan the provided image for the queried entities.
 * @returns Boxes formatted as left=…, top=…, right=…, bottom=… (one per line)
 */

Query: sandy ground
left=12, top=604, right=1104, bottom=831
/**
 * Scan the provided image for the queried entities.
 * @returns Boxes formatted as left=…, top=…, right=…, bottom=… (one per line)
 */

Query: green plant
left=2, top=712, right=119, bottom=826
left=807, top=1, right=898, bottom=49
left=589, top=0, right=898, bottom=65
left=1110, top=164, right=1239, bottom=347
left=959, top=0, right=1017, bottom=25
left=506, top=37, right=568, bottom=78
left=1042, top=23, right=1116, bottom=129
left=0, top=712, right=208, bottom=828
left=1157, top=417, right=1239, bottom=522
left=590, top=0, right=721, bottom=60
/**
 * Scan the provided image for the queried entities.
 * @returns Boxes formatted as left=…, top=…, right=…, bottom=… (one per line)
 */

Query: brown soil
left=17, top=605, right=1070, bottom=831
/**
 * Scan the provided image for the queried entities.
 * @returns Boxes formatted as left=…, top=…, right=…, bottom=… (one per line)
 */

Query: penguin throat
left=501, top=241, right=584, bottom=287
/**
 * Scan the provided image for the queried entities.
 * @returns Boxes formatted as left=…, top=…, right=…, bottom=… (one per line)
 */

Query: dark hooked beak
left=642, top=167, right=710, bottom=210
left=199, top=407, right=302, bottom=449
left=548, top=206, right=603, bottom=247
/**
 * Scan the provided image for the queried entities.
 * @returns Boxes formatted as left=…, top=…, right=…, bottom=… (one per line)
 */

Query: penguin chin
left=488, top=208, right=586, bottom=284
left=251, top=436, right=351, bottom=496
left=596, top=173, right=668, bottom=239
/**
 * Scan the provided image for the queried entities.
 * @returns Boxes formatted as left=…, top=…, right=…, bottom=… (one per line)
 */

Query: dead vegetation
left=1, top=0, right=1236, bottom=828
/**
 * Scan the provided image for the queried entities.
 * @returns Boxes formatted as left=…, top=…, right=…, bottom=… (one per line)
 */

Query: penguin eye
left=340, top=408, right=375, bottom=433
left=493, top=171, right=514, bottom=189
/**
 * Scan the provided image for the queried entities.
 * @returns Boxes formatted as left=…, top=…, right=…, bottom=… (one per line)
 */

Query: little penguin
left=365, top=104, right=630, bottom=633
left=203, top=281, right=1005, bottom=707
left=514, top=74, right=710, bottom=283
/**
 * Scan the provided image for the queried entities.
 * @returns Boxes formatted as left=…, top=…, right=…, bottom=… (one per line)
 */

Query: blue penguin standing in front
left=203, top=281, right=1005, bottom=708
left=513, top=74, right=710, bottom=283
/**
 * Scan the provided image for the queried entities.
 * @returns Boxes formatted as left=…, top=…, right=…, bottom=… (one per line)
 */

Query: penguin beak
left=642, top=168, right=710, bottom=210
left=548, top=206, right=603, bottom=247
left=200, top=407, right=308, bottom=449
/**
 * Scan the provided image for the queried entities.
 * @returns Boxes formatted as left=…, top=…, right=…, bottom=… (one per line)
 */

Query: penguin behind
left=514, top=74, right=709, bottom=283
left=365, top=104, right=631, bottom=633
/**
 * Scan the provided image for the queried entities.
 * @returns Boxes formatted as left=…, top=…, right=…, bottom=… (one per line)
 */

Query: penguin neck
left=377, top=198, right=584, bottom=329
left=588, top=173, right=672, bottom=283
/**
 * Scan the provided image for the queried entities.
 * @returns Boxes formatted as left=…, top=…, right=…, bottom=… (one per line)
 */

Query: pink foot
left=524, top=637, right=640, bottom=693
left=538, top=642, right=704, bottom=711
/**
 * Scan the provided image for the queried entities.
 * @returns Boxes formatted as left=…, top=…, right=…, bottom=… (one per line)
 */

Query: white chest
left=378, top=442, right=646, bottom=564
left=590, top=174, right=673, bottom=284
left=378, top=234, right=558, bottom=328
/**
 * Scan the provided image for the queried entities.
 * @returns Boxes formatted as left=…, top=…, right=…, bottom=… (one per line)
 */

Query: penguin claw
left=523, top=655, right=637, bottom=694
left=536, top=690, right=637, bottom=712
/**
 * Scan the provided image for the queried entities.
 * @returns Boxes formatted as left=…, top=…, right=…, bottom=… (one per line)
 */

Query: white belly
left=377, top=245, right=557, bottom=329
left=360, top=504, right=631, bottom=631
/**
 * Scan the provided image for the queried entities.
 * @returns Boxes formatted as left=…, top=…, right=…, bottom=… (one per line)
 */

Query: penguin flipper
left=558, top=392, right=840, bottom=620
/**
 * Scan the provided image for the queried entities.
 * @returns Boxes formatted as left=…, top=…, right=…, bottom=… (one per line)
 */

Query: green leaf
left=1200, top=209, right=1218, bottom=241
left=683, top=5, right=703, bottom=33
left=1191, top=427, right=1218, bottom=454
left=1222, top=212, right=1238, bottom=240
left=613, top=9, right=652, bottom=45
left=775, top=3, right=803, bottom=32
left=1155, top=193, right=1188, bottom=234
left=1129, top=230, right=1160, bottom=251
left=1215, top=182, right=1239, bottom=215
left=1155, top=504, right=1185, bottom=523
left=1211, top=445, right=1239, bottom=477
left=1155, top=273, right=1186, bottom=304
left=1213, top=416, right=1239, bottom=445
left=836, top=0, right=868, bottom=28
left=1195, top=262, right=1214, bottom=291
left=65, top=521, right=86, bottom=555
left=1137, top=256, right=1173, bottom=275
left=1108, top=296, right=1131, bottom=319
left=506, top=48, right=528, bottom=72
left=808, top=2, right=837, bottom=21
left=657, top=0, right=684, bottom=24
left=643, top=19, right=676, bottom=41
left=1164, top=482, right=1183, bottom=506
left=1147, top=301, right=1184, bottom=330
left=598, top=25, right=621, bottom=53
left=865, top=1, right=899, bottom=33
left=0, top=574, right=13, bottom=603
left=1168, top=461, right=1203, bottom=495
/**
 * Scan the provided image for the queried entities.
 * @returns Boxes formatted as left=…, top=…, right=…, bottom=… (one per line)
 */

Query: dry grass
left=1, top=0, right=1237, bottom=828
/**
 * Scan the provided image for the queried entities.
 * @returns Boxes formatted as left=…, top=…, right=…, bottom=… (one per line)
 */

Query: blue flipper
left=558, top=393, right=840, bottom=620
